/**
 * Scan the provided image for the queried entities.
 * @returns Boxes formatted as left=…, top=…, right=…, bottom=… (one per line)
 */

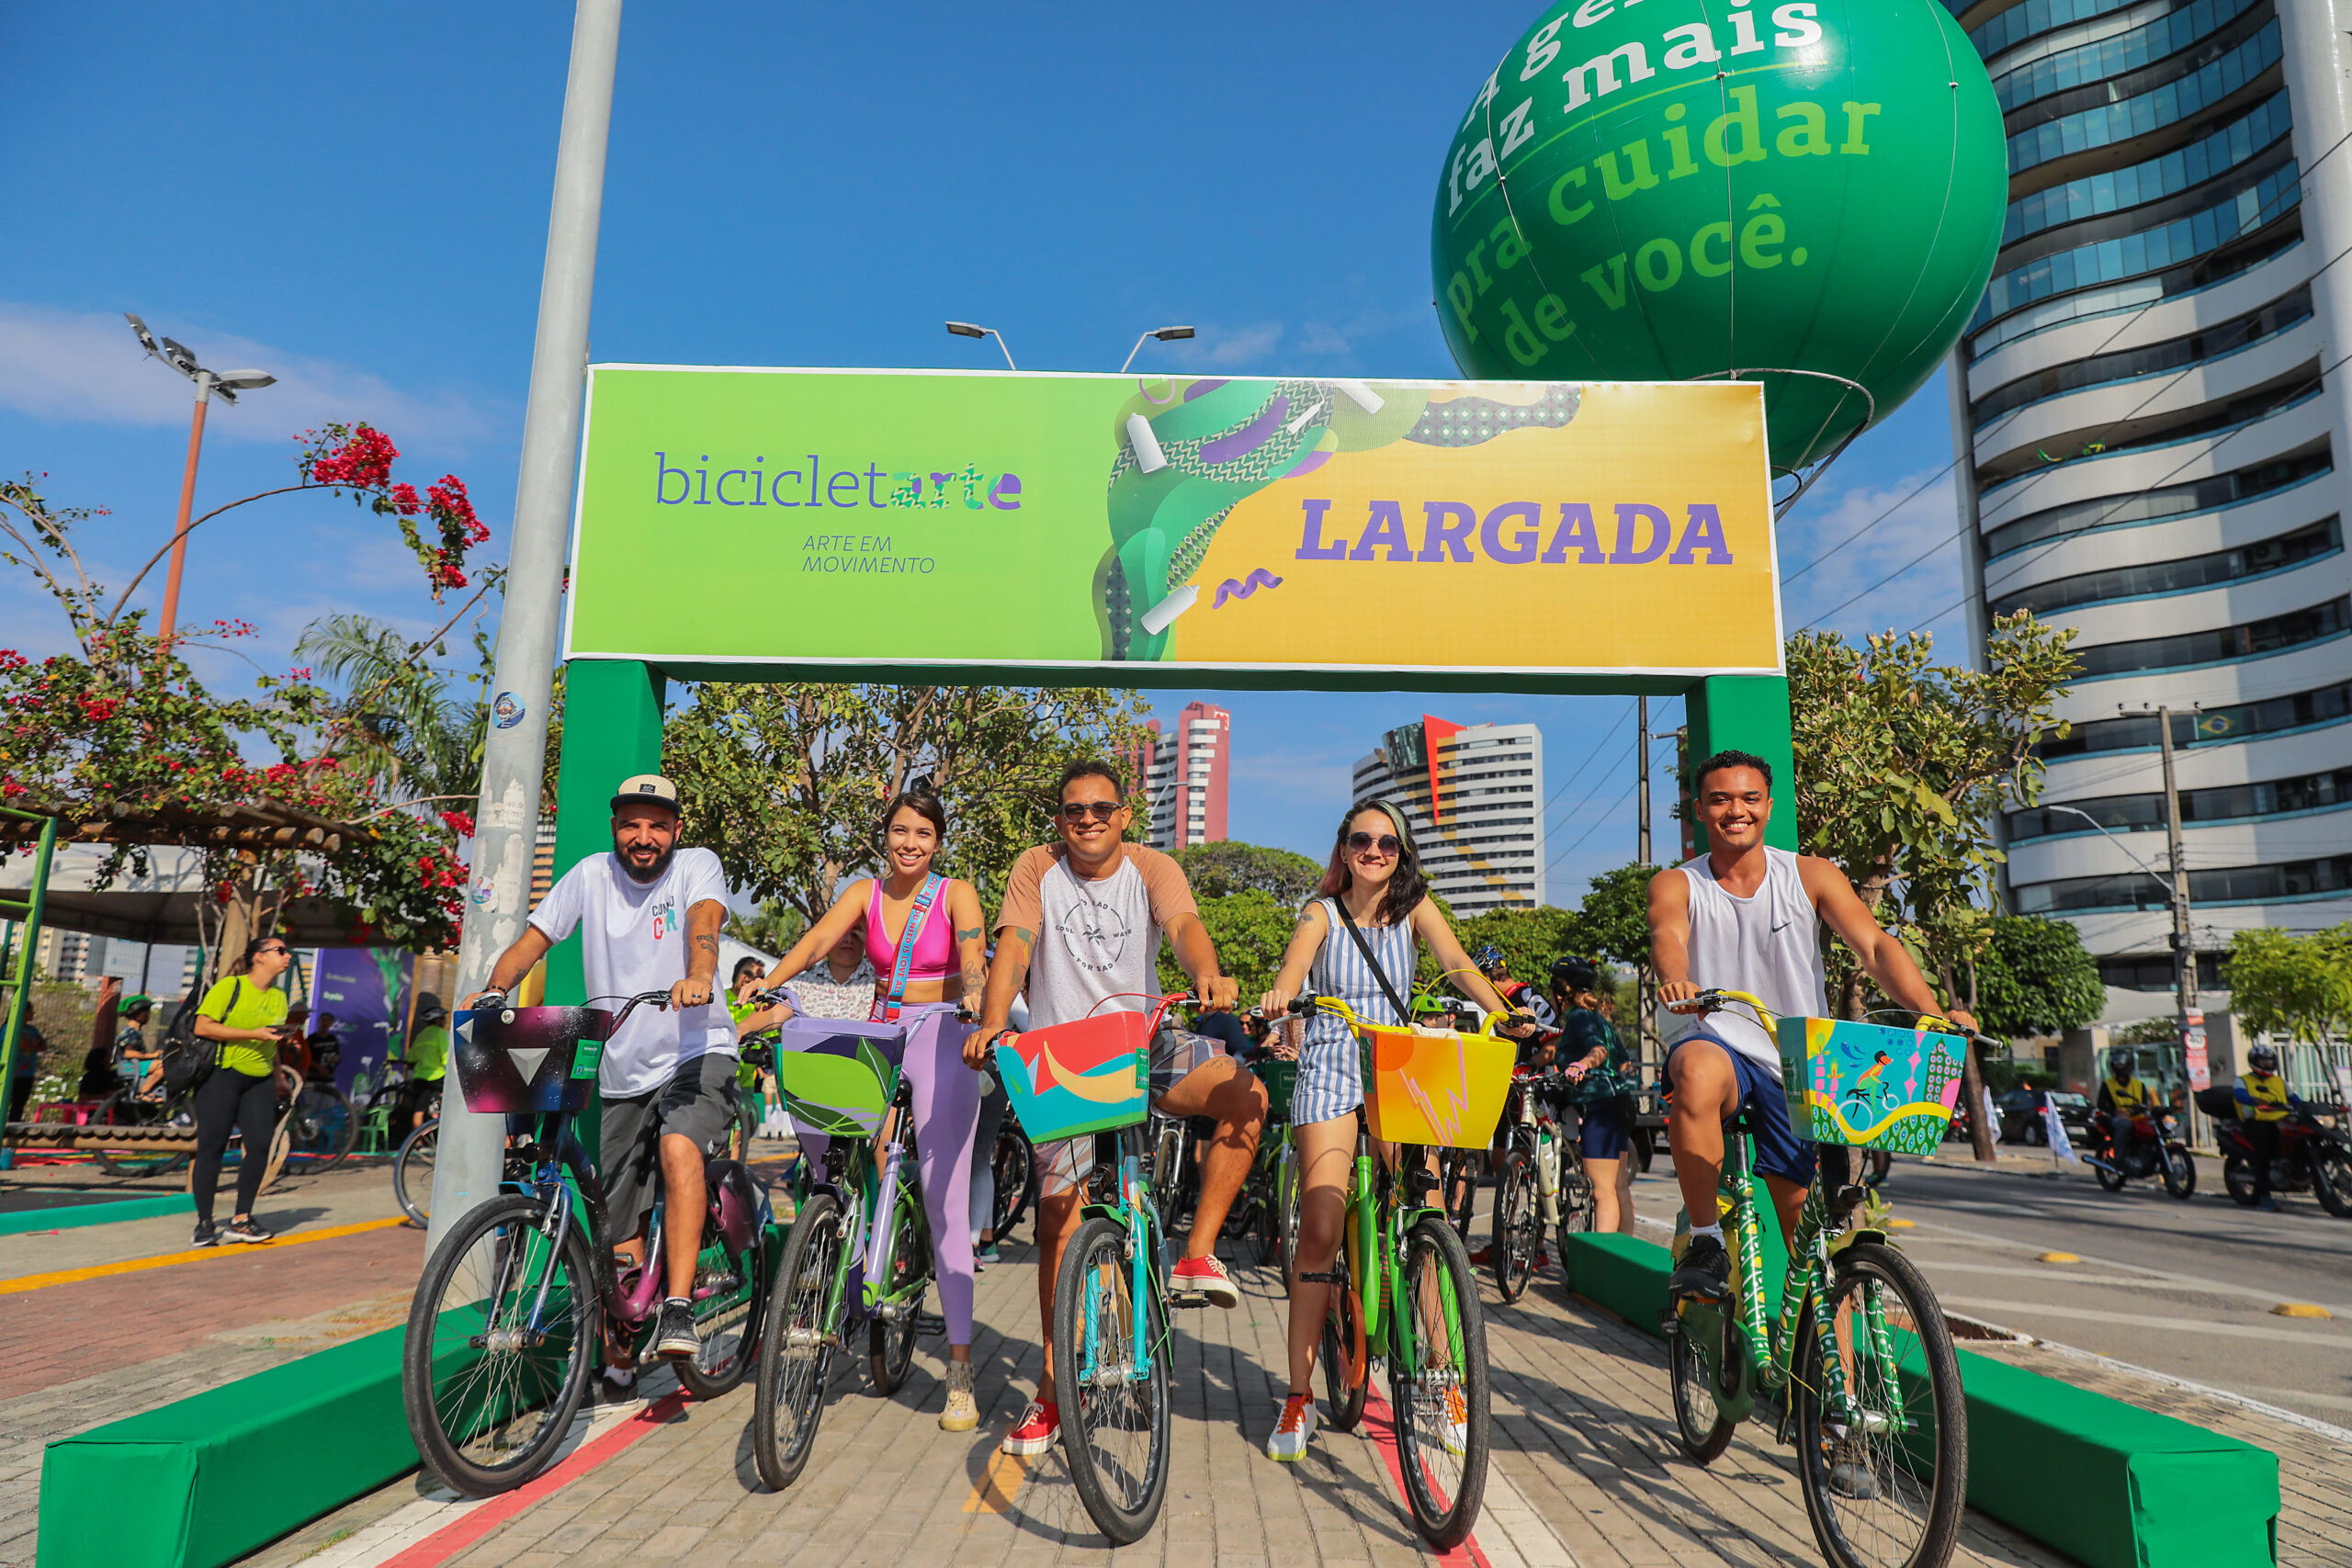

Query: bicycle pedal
left=915, top=1312, right=947, bottom=1337
left=1168, top=1290, right=1211, bottom=1309
left=1295, top=1269, right=1343, bottom=1284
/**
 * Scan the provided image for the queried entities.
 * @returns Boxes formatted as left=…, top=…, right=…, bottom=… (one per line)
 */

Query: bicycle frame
left=808, top=1081, right=933, bottom=1334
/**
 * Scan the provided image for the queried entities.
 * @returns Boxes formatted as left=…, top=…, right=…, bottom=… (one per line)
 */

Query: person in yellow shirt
left=401, top=1003, right=450, bottom=1138
left=2096, top=1048, right=2154, bottom=1162
left=2234, top=1043, right=2300, bottom=1212
left=191, top=937, right=297, bottom=1247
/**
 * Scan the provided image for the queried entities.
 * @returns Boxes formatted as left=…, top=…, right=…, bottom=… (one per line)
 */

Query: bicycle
left=1284, top=991, right=1500, bottom=1550
left=394, top=1116, right=438, bottom=1226
left=401, top=993, right=772, bottom=1496
left=89, top=1085, right=196, bottom=1178
left=1488, top=1066, right=1590, bottom=1303
left=749, top=996, right=939, bottom=1491
left=1661, top=988, right=1970, bottom=1568
left=279, top=1065, right=357, bottom=1175
left=989, top=1111, right=1035, bottom=1238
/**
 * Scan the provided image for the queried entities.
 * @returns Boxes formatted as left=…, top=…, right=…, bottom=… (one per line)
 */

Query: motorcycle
left=2212, top=1106, right=2352, bottom=1216
left=2082, top=1107, right=2196, bottom=1200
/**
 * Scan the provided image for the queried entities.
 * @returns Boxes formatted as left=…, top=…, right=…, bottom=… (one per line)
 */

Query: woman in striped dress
left=1255, top=798, right=1526, bottom=1462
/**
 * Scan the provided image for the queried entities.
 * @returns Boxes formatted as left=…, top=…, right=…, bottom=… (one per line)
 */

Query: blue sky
left=4, top=2, right=1976, bottom=914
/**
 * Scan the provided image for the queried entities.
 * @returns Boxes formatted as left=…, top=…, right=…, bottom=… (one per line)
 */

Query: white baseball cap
left=609, top=774, right=682, bottom=815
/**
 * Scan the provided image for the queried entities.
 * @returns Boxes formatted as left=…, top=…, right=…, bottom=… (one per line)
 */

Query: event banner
left=565, top=367, right=1782, bottom=677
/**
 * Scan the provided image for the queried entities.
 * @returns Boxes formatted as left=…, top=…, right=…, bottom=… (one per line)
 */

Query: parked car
left=2005, top=1089, right=2096, bottom=1149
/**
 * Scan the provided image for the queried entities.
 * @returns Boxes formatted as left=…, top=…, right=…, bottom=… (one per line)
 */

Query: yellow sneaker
left=940, top=1362, right=979, bottom=1432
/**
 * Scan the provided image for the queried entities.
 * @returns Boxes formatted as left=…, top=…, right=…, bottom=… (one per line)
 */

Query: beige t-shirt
left=995, top=843, right=1198, bottom=1029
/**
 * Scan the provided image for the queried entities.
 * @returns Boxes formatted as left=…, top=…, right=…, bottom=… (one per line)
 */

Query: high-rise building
left=1950, top=0, right=2352, bottom=992
left=1126, top=701, right=1232, bottom=852
left=1350, top=716, right=1545, bottom=916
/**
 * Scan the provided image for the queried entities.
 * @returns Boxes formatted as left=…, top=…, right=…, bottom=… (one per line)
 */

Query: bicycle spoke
left=1072, top=1235, right=1154, bottom=1509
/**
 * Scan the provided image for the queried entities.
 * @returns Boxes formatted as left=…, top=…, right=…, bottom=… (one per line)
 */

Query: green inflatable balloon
left=1432, top=0, right=2007, bottom=475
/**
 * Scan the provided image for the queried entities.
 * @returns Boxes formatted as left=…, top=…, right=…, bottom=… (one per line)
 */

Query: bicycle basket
left=1779, top=1016, right=1965, bottom=1155
left=1360, top=1022, right=1515, bottom=1150
left=773, top=1015, right=909, bottom=1139
left=452, top=1006, right=613, bottom=1114
left=995, top=1012, right=1149, bottom=1142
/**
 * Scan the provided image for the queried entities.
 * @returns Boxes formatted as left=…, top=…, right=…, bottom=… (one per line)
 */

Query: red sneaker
left=1001, top=1398, right=1059, bottom=1455
left=1171, top=1254, right=1240, bottom=1307
left=1468, top=1246, right=1494, bottom=1266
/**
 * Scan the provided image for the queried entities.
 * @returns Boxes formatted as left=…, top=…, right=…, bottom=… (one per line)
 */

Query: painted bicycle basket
left=1359, top=1024, right=1516, bottom=1150
left=451, top=1006, right=613, bottom=1114
left=1261, top=1058, right=1299, bottom=1122
left=774, top=1014, right=909, bottom=1139
left=994, top=1012, right=1149, bottom=1142
left=1777, top=1016, right=1966, bottom=1154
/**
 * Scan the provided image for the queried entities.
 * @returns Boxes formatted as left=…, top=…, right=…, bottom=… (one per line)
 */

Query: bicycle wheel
left=1277, top=1141, right=1303, bottom=1285
left=89, top=1089, right=191, bottom=1179
left=991, top=1121, right=1034, bottom=1237
left=1491, top=1149, right=1538, bottom=1303
left=1667, top=1321, right=1736, bottom=1462
left=1053, top=1213, right=1170, bottom=1544
left=394, top=1120, right=439, bottom=1227
left=401, top=1190, right=598, bottom=1496
left=285, top=1084, right=356, bottom=1175
left=869, top=1195, right=927, bottom=1395
left=752, top=1190, right=843, bottom=1490
left=1389, top=1214, right=1490, bottom=1550
left=1793, top=1240, right=1968, bottom=1568
left=1320, top=1280, right=1370, bottom=1433
left=677, top=1190, right=768, bottom=1400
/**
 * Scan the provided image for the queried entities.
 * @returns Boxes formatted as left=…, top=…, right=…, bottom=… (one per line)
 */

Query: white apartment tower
left=1350, top=717, right=1545, bottom=916
left=1128, top=701, right=1232, bottom=853
left=1951, top=0, right=2352, bottom=993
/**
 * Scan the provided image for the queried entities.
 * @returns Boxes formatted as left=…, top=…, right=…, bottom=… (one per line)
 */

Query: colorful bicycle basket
left=1360, top=1024, right=1516, bottom=1150
left=774, top=1014, right=909, bottom=1139
left=994, top=1012, right=1150, bottom=1142
left=451, top=1006, right=613, bottom=1114
left=1777, top=1016, right=1965, bottom=1155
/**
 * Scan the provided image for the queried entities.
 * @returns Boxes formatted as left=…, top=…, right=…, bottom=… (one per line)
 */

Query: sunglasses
left=1058, top=800, right=1122, bottom=822
left=1347, top=832, right=1403, bottom=855
left=256, top=944, right=290, bottom=956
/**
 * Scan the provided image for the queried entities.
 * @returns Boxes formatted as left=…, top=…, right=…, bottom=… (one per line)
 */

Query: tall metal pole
left=427, top=0, right=624, bottom=1255
left=2157, top=705, right=2207, bottom=1141
left=157, top=377, right=214, bottom=641
left=1636, top=695, right=1651, bottom=867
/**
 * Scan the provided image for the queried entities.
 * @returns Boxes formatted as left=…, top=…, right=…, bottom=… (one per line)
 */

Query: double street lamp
left=944, top=321, right=1199, bottom=374
left=124, top=314, right=276, bottom=640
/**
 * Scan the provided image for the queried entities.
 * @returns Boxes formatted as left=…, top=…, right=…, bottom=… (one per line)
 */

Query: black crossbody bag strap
left=1332, top=899, right=1412, bottom=1024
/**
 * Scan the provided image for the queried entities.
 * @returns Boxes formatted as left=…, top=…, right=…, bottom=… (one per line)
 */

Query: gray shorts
left=599, top=1052, right=740, bottom=1238
left=1033, top=1027, right=1232, bottom=1200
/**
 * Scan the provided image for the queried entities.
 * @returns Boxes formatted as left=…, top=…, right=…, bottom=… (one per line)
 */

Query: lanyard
left=870, top=873, right=944, bottom=1024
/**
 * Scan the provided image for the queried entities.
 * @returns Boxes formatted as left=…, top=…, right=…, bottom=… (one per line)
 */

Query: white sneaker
left=1267, top=1393, right=1317, bottom=1461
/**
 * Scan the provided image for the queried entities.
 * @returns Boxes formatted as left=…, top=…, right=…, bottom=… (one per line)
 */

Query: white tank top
left=1664, top=846, right=1828, bottom=1078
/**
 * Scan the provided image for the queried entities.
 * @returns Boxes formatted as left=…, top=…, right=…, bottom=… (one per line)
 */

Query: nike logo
left=1770, top=920, right=1792, bottom=932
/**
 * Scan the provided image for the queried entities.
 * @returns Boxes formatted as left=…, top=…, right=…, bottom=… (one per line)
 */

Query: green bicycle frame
left=814, top=1120, right=931, bottom=1333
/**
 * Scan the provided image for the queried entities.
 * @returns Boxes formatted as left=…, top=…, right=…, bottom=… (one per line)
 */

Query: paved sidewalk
left=253, top=1238, right=2072, bottom=1568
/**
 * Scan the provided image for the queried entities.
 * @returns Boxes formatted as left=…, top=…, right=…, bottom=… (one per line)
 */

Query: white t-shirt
left=528, top=847, right=737, bottom=1097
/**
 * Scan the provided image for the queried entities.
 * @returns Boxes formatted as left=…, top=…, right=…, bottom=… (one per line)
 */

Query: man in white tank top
left=1649, top=750, right=1976, bottom=1303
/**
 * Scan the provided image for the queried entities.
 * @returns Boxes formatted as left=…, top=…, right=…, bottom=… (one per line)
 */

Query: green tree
left=1158, top=887, right=1296, bottom=1003
left=1971, top=914, right=2106, bottom=1041
left=2227, top=925, right=2352, bottom=1053
left=724, top=900, right=808, bottom=957
left=663, top=682, right=1153, bottom=925
left=1576, top=863, right=1656, bottom=968
left=1432, top=905, right=1584, bottom=992
left=1170, top=840, right=1323, bottom=907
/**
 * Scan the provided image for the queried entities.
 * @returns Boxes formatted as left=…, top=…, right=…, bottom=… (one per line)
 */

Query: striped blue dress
left=1292, top=898, right=1418, bottom=1127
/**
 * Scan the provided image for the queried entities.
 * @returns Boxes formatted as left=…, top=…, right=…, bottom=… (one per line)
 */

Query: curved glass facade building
left=1948, top=0, right=2352, bottom=992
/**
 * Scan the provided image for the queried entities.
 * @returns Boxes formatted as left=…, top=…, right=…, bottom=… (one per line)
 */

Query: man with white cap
left=469, top=773, right=735, bottom=1372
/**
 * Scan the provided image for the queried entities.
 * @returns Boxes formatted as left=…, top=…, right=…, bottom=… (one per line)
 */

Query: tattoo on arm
left=694, top=934, right=718, bottom=955
left=956, top=925, right=982, bottom=942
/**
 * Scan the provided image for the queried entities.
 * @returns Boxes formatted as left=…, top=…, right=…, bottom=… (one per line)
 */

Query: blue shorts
left=1578, top=1096, right=1631, bottom=1160
left=1665, top=1032, right=1815, bottom=1187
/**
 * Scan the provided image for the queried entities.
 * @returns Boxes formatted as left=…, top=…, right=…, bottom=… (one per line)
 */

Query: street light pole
left=1121, top=325, right=1196, bottom=373
left=123, top=315, right=275, bottom=640
left=944, top=321, right=1016, bottom=370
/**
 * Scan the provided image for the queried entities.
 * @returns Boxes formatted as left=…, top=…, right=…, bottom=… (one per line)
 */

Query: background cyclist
left=469, top=773, right=736, bottom=1373
left=1650, top=750, right=1974, bottom=1303
left=1550, top=956, right=1635, bottom=1235
left=962, top=758, right=1265, bottom=1458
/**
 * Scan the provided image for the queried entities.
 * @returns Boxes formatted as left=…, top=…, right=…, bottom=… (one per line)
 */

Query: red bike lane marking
left=381, top=1392, right=690, bottom=1568
left=1360, top=1386, right=1494, bottom=1568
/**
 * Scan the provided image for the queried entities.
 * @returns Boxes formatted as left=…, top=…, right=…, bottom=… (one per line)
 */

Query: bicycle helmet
left=118, top=992, right=153, bottom=1017
left=1472, top=944, right=1509, bottom=977
left=2107, top=1048, right=2135, bottom=1079
left=1550, top=955, right=1600, bottom=993
left=2248, top=1043, right=2280, bottom=1073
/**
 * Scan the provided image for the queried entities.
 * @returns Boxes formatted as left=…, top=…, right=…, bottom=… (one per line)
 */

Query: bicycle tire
left=1320, top=1281, right=1370, bottom=1432
left=990, top=1121, right=1034, bottom=1238
left=1793, top=1240, right=1968, bottom=1568
left=677, top=1191, right=769, bottom=1401
left=394, top=1120, right=439, bottom=1227
left=1667, top=1322, right=1736, bottom=1462
left=1389, top=1214, right=1490, bottom=1550
left=1491, top=1149, right=1538, bottom=1303
left=1277, top=1141, right=1303, bottom=1286
left=752, top=1190, right=844, bottom=1490
left=401, top=1190, right=598, bottom=1496
left=1053, top=1213, right=1170, bottom=1544
left=869, top=1195, right=927, bottom=1395
left=88, top=1089, right=191, bottom=1179
left=285, top=1083, right=357, bottom=1175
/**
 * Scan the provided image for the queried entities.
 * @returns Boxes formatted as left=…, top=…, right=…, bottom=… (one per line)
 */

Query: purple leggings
left=791, top=1002, right=979, bottom=1344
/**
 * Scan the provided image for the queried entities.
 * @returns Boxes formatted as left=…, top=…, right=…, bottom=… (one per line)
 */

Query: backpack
left=159, top=979, right=235, bottom=1096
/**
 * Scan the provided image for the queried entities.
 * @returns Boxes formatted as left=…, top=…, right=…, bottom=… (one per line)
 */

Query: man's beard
left=617, top=840, right=676, bottom=884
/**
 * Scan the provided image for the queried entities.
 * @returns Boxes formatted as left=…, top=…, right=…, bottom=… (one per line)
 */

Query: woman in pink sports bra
left=751, top=787, right=989, bottom=1431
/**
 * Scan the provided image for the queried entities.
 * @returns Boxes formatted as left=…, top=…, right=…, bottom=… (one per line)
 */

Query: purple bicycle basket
left=451, top=1005, right=615, bottom=1114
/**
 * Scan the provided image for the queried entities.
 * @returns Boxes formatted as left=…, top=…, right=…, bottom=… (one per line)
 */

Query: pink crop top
left=865, top=877, right=956, bottom=982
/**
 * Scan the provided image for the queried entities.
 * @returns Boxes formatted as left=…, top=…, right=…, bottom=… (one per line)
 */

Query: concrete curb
left=0, top=1194, right=196, bottom=1235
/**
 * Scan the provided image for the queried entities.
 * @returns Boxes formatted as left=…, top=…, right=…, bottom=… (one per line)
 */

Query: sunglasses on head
left=1347, top=831, right=1403, bottom=854
left=1059, top=800, right=1121, bottom=822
